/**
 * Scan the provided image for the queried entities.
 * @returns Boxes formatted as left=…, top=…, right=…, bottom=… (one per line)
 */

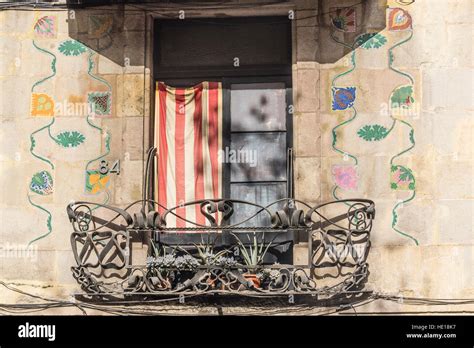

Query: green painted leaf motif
left=350, top=52, right=356, bottom=66
left=55, top=131, right=86, bottom=148
left=47, top=215, right=52, bottom=230
left=398, top=166, right=414, bottom=182
left=391, top=86, right=414, bottom=108
left=409, top=129, right=415, bottom=144
left=58, top=40, right=87, bottom=56
left=332, top=130, right=338, bottom=145
left=408, top=182, right=415, bottom=190
left=105, top=132, right=111, bottom=151
left=357, top=124, right=389, bottom=141
left=391, top=165, right=398, bottom=173
left=391, top=182, right=398, bottom=190
left=392, top=211, right=398, bottom=227
left=389, top=51, right=394, bottom=65
left=30, top=136, right=36, bottom=151
left=356, top=33, right=387, bottom=49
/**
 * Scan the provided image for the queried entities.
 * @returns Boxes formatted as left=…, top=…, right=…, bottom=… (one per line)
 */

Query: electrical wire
left=1, top=281, right=473, bottom=316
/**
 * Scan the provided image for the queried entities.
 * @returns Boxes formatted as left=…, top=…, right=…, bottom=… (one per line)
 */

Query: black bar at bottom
left=0, top=315, right=472, bottom=346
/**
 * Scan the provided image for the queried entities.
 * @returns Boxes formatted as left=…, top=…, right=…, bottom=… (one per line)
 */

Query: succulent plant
left=146, top=256, right=154, bottom=269
left=231, top=232, right=273, bottom=267
left=147, top=255, right=175, bottom=269
left=174, top=255, right=200, bottom=270
left=192, top=237, right=229, bottom=266
left=147, top=254, right=200, bottom=271
left=215, top=256, right=238, bottom=268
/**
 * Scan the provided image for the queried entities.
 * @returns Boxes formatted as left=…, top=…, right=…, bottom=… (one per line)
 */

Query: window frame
left=150, top=16, right=295, bottom=255
left=153, top=16, right=292, bottom=79
left=221, top=75, right=293, bottom=200
left=153, top=76, right=293, bottom=202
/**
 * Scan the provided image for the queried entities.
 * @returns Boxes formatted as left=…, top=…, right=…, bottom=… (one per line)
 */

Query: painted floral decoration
left=331, top=7, right=356, bottom=33
left=30, top=171, right=53, bottom=195
left=388, top=8, right=412, bottom=31
left=390, top=165, right=415, bottom=191
left=391, top=85, right=415, bottom=109
left=357, top=124, right=389, bottom=142
left=355, top=33, right=387, bottom=49
left=88, top=92, right=112, bottom=116
left=55, top=131, right=86, bottom=148
left=332, top=87, right=356, bottom=111
left=86, top=170, right=110, bottom=194
left=31, top=93, right=54, bottom=116
left=58, top=40, right=87, bottom=56
left=332, top=165, right=358, bottom=191
left=88, top=15, right=114, bottom=39
left=34, top=16, right=56, bottom=38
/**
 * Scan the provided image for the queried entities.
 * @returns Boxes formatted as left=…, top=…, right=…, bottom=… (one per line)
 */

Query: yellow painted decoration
left=31, top=93, right=54, bottom=116
left=86, top=170, right=110, bottom=194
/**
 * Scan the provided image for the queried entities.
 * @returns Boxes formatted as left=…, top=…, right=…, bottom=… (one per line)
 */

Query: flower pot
left=243, top=273, right=260, bottom=288
left=207, top=277, right=217, bottom=288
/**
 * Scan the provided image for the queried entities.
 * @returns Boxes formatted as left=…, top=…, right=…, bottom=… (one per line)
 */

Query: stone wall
left=0, top=0, right=472, bottom=311
left=316, top=0, right=473, bottom=303
left=0, top=6, right=150, bottom=295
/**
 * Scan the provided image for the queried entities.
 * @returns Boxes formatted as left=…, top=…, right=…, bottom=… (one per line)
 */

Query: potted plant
left=146, top=243, right=200, bottom=289
left=193, top=242, right=229, bottom=267
left=231, top=232, right=273, bottom=288
left=193, top=238, right=231, bottom=289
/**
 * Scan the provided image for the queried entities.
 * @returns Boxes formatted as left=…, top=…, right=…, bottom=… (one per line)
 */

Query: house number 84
left=99, top=159, right=121, bottom=175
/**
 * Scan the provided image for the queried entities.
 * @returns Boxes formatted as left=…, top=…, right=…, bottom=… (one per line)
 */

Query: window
left=153, top=16, right=292, bottom=219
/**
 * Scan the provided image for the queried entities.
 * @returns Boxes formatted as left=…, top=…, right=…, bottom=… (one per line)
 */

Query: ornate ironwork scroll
left=67, top=197, right=375, bottom=298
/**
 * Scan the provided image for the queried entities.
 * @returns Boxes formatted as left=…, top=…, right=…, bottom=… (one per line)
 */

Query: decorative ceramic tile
left=390, top=165, right=415, bottom=191
left=390, top=85, right=415, bottom=109
left=355, top=33, right=387, bottom=49
left=33, top=16, right=57, bottom=38
left=30, top=170, right=53, bottom=195
left=88, top=91, right=112, bottom=116
left=31, top=93, right=54, bottom=116
left=332, top=165, right=358, bottom=191
left=388, top=8, right=412, bottom=31
left=331, top=7, right=356, bottom=33
left=88, top=14, right=114, bottom=39
left=85, top=170, right=110, bottom=194
left=332, top=87, right=356, bottom=111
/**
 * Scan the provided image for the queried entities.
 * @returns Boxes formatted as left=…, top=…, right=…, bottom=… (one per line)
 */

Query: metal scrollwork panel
left=308, top=199, right=374, bottom=289
left=67, top=198, right=375, bottom=299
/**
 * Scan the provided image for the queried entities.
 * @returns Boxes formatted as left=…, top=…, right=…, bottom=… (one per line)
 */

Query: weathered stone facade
left=0, top=0, right=472, bottom=313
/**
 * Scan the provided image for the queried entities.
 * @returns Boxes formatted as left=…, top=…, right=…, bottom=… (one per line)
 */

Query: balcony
left=67, top=180, right=375, bottom=300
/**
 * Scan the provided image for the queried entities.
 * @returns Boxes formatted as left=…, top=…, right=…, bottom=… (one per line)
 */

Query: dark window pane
left=230, top=182, right=287, bottom=226
left=155, top=17, right=291, bottom=70
left=229, top=132, right=286, bottom=182
left=231, top=83, right=287, bottom=132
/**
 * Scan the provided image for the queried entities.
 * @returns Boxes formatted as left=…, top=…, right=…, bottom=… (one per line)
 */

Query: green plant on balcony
left=231, top=232, right=273, bottom=288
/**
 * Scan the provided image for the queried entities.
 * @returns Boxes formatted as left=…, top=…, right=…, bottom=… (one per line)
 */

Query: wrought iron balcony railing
left=67, top=197, right=374, bottom=298
left=66, top=148, right=375, bottom=299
